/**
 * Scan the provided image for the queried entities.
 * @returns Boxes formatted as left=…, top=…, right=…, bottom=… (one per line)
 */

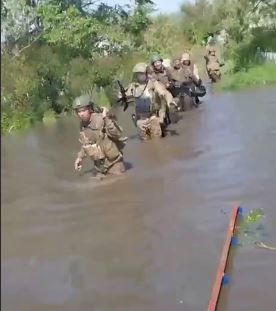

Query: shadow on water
left=1, top=86, right=276, bottom=311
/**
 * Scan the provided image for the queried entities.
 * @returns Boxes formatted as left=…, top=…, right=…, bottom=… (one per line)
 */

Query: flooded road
left=2, top=86, right=276, bottom=311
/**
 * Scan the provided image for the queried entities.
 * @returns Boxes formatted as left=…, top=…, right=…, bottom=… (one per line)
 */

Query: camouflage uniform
left=124, top=63, right=174, bottom=140
left=181, top=52, right=200, bottom=80
left=146, top=54, right=171, bottom=88
left=74, top=96, right=126, bottom=175
left=167, top=56, right=200, bottom=108
left=168, top=56, right=198, bottom=83
left=204, top=47, right=223, bottom=79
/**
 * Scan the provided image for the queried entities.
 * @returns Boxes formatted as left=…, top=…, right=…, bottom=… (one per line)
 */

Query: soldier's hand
left=102, top=107, right=109, bottom=118
left=74, top=157, right=82, bottom=171
left=117, top=91, right=123, bottom=100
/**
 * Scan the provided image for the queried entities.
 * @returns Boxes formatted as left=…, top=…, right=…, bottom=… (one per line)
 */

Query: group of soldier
left=73, top=47, right=223, bottom=178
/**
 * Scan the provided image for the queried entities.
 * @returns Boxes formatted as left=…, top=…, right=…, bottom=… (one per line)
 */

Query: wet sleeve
left=77, top=147, right=87, bottom=160
left=77, top=132, right=88, bottom=160
left=153, top=81, right=173, bottom=105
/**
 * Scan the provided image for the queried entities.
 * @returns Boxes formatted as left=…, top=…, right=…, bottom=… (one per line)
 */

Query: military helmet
left=208, top=46, right=216, bottom=53
left=181, top=52, right=190, bottom=61
left=150, top=54, right=163, bottom=64
left=73, top=95, right=94, bottom=110
left=132, top=62, right=148, bottom=73
left=172, top=55, right=181, bottom=62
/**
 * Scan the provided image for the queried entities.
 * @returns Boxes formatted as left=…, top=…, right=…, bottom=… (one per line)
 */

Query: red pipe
left=207, top=203, right=241, bottom=311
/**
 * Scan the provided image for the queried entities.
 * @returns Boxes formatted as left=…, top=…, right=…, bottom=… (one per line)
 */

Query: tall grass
left=218, top=63, right=276, bottom=90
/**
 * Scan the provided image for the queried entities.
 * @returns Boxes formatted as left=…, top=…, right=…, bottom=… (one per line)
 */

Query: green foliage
left=42, top=109, right=57, bottom=124
left=218, top=64, right=276, bottom=90
left=2, top=0, right=275, bottom=133
left=1, top=0, right=37, bottom=44
left=181, top=0, right=218, bottom=44
left=1, top=111, right=32, bottom=133
left=143, top=15, right=191, bottom=56
left=235, top=208, right=266, bottom=247
left=38, top=4, right=100, bottom=53
left=124, top=1, right=154, bottom=46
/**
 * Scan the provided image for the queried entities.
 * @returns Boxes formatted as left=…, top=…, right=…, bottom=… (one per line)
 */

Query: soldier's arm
left=218, top=57, right=225, bottom=66
left=193, top=64, right=200, bottom=79
left=77, top=147, right=87, bottom=160
left=166, top=67, right=173, bottom=82
left=152, top=80, right=174, bottom=106
left=103, top=116, right=123, bottom=138
left=77, top=132, right=88, bottom=160
left=147, top=66, right=156, bottom=81
left=75, top=144, right=87, bottom=171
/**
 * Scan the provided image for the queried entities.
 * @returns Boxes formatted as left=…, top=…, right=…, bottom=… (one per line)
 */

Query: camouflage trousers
left=82, top=142, right=125, bottom=175
left=136, top=116, right=162, bottom=140
left=207, top=69, right=221, bottom=82
left=105, top=159, right=125, bottom=175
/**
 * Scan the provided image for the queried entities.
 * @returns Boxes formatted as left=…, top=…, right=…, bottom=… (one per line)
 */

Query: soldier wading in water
left=119, top=62, right=176, bottom=140
left=73, top=95, right=127, bottom=178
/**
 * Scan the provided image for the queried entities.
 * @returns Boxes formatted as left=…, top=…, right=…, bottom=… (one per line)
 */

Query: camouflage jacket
left=77, top=113, right=126, bottom=161
left=182, top=62, right=199, bottom=80
left=146, top=65, right=171, bottom=87
left=124, top=80, right=173, bottom=110
left=204, top=54, right=222, bottom=71
left=168, top=67, right=198, bottom=84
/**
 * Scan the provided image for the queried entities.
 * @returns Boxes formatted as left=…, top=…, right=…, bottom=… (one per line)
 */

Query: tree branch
left=12, top=33, right=42, bottom=59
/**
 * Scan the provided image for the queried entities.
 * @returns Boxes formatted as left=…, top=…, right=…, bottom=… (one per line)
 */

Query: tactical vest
left=133, top=85, right=153, bottom=119
left=155, top=67, right=170, bottom=86
left=79, top=114, right=122, bottom=162
left=206, top=55, right=220, bottom=71
left=182, top=61, right=194, bottom=74
left=79, top=114, right=104, bottom=145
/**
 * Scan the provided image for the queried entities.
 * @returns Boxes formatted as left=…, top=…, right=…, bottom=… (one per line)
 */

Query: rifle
left=117, top=80, right=130, bottom=111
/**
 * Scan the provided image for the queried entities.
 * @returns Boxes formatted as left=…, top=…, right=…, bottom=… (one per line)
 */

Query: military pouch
left=94, top=159, right=108, bottom=174
left=100, top=136, right=121, bottom=162
left=83, top=143, right=105, bottom=160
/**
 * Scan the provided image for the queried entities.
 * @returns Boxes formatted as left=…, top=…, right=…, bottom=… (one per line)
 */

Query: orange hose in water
left=207, top=203, right=241, bottom=311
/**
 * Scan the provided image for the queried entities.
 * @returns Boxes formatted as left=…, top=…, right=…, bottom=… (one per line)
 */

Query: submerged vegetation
left=1, top=0, right=275, bottom=133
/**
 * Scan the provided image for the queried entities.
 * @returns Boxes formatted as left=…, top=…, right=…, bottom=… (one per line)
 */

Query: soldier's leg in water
left=149, top=116, right=162, bottom=138
left=183, top=94, right=195, bottom=110
left=107, top=159, right=126, bottom=175
left=137, top=119, right=151, bottom=140
left=168, top=98, right=179, bottom=124
left=158, top=104, right=166, bottom=123
left=82, top=144, right=106, bottom=174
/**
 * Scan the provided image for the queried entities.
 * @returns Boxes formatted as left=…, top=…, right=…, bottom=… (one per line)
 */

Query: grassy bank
left=218, top=63, right=276, bottom=91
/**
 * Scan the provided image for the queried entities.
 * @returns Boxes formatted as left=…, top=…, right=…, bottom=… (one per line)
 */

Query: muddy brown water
left=1, top=86, right=276, bottom=311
